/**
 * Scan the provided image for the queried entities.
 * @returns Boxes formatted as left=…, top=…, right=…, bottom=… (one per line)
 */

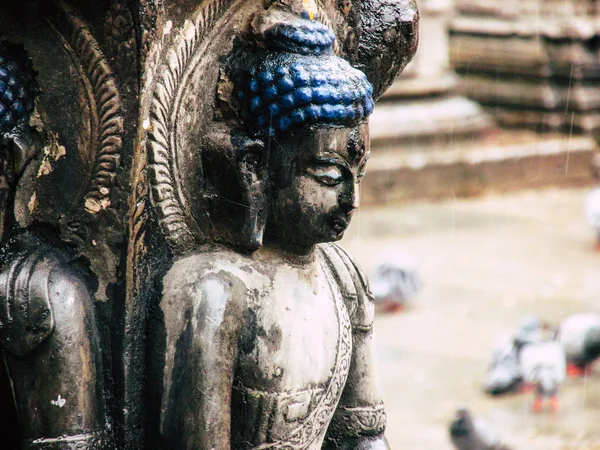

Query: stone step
left=370, top=95, right=494, bottom=145
left=362, top=130, right=598, bottom=205
left=381, top=73, right=459, bottom=99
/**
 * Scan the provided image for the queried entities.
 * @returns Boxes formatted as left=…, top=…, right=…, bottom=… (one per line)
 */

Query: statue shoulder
left=162, top=248, right=262, bottom=320
left=317, top=243, right=374, bottom=333
left=0, top=231, right=92, bottom=356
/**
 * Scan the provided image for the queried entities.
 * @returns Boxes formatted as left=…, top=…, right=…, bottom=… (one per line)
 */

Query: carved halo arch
left=10, top=2, right=123, bottom=233
left=52, top=8, right=124, bottom=216
left=146, top=0, right=345, bottom=254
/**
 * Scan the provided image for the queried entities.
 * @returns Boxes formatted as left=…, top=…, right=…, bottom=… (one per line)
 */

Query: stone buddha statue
left=0, top=0, right=417, bottom=448
left=0, top=41, right=112, bottom=449
left=153, top=5, right=388, bottom=449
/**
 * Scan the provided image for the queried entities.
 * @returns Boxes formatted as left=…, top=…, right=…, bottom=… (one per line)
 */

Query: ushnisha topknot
left=263, top=18, right=335, bottom=56
left=230, top=15, right=374, bottom=138
left=0, top=42, right=37, bottom=135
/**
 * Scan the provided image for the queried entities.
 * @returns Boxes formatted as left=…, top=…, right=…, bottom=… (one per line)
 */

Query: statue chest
left=232, top=262, right=353, bottom=449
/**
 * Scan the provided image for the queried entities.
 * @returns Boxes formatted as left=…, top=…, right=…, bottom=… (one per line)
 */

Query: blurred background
left=341, top=1, right=600, bottom=448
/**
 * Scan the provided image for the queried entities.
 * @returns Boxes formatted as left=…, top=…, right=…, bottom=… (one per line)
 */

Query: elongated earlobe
left=202, top=128, right=268, bottom=251
left=236, top=139, right=268, bottom=250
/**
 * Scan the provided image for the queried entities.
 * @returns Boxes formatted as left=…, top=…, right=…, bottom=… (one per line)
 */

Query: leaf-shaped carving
left=147, top=0, right=229, bottom=254
left=55, top=7, right=124, bottom=214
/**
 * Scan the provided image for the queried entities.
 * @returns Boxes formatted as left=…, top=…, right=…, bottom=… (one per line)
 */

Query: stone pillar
left=450, top=0, right=600, bottom=134
left=370, top=0, right=493, bottom=150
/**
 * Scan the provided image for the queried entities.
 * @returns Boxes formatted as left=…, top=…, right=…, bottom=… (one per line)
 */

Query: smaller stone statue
left=0, top=41, right=112, bottom=450
left=152, top=3, right=388, bottom=449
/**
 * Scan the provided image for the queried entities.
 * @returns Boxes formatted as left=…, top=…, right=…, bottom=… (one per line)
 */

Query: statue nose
left=341, top=182, right=360, bottom=212
left=352, top=182, right=360, bottom=209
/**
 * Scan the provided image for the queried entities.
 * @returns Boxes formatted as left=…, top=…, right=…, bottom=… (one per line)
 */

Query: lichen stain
left=84, top=196, right=111, bottom=214
left=79, top=344, right=93, bottom=423
left=27, top=192, right=37, bottom=215
left=258, top=323, right=282, bottom=353
left=37, top=133, right=66, bottom=177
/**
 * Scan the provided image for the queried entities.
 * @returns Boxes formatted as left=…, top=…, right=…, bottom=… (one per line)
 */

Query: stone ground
left=341, top=187, right=600, bottom=450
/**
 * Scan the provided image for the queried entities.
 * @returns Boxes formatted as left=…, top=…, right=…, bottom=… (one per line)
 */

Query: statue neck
left=256, top=240, right=317, bottom=266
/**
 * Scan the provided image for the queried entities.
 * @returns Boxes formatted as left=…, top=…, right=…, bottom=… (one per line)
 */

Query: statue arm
left=0, top=235, right=56, bottom=356
left=324, top=325, right=390, bottom=449
left=322, top=244, right=389, bottom=449
left=1, top=232, right=111, bottom=446
left=160, top=264, right=248, bottom=449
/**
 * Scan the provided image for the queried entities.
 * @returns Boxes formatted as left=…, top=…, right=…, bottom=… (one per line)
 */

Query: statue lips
left=328, top=215, right=351, bottom=235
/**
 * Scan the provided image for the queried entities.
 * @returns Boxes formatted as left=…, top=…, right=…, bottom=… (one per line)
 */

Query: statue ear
left=0, top=125, right=43, bottom=187
left=234, top=137, right=268, bottom=251
left=0, top=125, right=46, bottom=240
left=0, top=142, right=10, bottom=241
left=235, top=138, right=266, bottom=185
left=11, top=127, right=43, bottom=176
left=201, top=128, right=268, bottom=252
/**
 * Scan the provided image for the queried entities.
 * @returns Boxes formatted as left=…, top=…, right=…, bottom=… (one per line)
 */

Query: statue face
left=266, top=123, right=369, bottom=251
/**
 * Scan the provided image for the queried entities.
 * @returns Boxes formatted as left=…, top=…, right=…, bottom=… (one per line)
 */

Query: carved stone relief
left=0, top=1, right=418, bottom=449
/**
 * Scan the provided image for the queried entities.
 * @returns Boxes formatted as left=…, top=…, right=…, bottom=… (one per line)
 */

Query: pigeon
left=449, top=408, right=513, bottom=450
left=519, top=340, right=566, bottom=413
left=513, top=315, right=543, bottom=351
left=370, top=253, right=420, bottom=313
left=484, top=316, right=543, bottom=396
left=557, top=313, right=600, bottom=377
left=484, top=334, right=521, bottom=395
left=584, top=186, right=600, bottom=249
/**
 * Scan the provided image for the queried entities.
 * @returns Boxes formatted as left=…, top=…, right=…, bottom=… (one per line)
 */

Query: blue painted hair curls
left=0, top=42, right=37, bottom=135
left=231, top=17, right=374, bottom=137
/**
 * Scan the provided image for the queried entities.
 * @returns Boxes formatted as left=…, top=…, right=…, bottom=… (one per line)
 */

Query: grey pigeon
left=449, top=408, right=513, bottom=450
left=484, top=334, right=521, bottom=395
left=519, top=340, right=566, bottom=412
left=370, top=253, right=420, bottom=312
left=484, top=316, right=543, bottom=395
left=513, top=315, right=543, bottom=350
left=558, top=313, right=600, bottom=377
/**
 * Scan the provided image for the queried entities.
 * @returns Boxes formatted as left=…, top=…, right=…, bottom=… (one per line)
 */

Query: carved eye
left=238, top=139, right=265, bottom=169
left=240, top=151, right=262, bottom=168
left=307, top=166, right=344, bottom=186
